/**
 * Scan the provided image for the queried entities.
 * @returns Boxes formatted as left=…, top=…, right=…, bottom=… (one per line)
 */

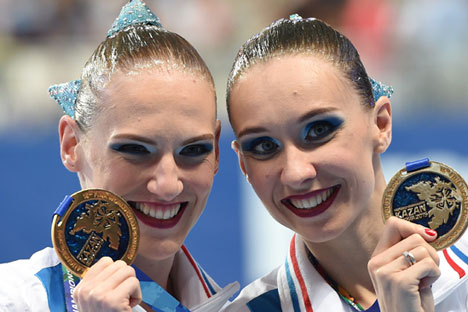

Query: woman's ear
left=231, top=140, right=248, bottom=177
left=373, top=96, right=392, bottom=154
left=58, top=115, right=82, bottom=173
left=214, top=120, right=221, bottom=175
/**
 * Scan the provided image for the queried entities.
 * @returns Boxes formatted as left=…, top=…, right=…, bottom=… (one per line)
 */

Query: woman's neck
left=304, top=168, right=387, bottom=308
left=305, top=217, right=382, bottom=308
left=134, top=254, right=176, bottom=294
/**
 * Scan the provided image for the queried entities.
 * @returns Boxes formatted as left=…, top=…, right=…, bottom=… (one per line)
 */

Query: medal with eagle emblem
left=382, top=159, right=468, bottom=250
left=51, top=189, right=139, bottom=277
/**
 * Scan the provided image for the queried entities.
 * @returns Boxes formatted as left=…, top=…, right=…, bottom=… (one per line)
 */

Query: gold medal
left=51, top=189, right=139, bottom=277
left=382, top=159, right=468, bottom=250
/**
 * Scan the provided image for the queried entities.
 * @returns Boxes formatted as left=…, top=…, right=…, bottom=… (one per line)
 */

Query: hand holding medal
left=368, top=158, right=468, bottom=311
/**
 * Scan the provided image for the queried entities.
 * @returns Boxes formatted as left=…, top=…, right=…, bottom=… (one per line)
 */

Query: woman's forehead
left=84, top=69, right=215, bottom=126
left=232, top=55, right=349, bottom=101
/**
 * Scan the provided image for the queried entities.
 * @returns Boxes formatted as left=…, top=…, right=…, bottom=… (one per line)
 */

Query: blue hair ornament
left=370, top=77, right=393, bottom=103
left=48, top=80, right=81, bottom=117
left=107, top=0, right=162, bottom=38
left=49, top=0, right=163, bottom=117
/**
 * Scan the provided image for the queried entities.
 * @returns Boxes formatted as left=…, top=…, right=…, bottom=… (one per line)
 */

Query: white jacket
left=224, top=234, right=468, bottom=312
left=0, top=247, right=238, bottom=312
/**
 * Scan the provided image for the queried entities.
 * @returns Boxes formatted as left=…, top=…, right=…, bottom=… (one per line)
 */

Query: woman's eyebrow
left=297, top=107, right=337, bottom=123
left=237, top=127, right=269, bottom=139
left=182, top=134, right=214, bottom=145
left=111, top=134, right=156, bottom=145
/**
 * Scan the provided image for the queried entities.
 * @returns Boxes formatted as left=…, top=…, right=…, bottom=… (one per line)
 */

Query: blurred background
left=1, top=0, right=467, bottom=290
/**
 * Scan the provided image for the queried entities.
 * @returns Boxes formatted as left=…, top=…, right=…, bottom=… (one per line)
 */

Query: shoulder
left=223, top=266, right=281, bottom=312
left=0, top=247, right=61, bottom=311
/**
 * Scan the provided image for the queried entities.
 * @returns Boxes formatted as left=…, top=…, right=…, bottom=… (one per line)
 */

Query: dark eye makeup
left=240, top=136, right=281, bottom=159
left=179, top=143, right=213, bottom=157
left=302, top=116, right=344, bottom=143
left=110, top=142, right=153, bottom=155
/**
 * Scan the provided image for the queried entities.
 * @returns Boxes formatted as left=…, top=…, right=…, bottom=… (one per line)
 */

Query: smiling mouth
left=128, top=201, right=188, bottom=228
left=282, top=185, right=340, bottom=218
left=133, top=202, right=182, bottom=219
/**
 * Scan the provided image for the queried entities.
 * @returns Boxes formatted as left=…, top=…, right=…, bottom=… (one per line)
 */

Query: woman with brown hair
left=224, top=15, right=468, bottom=312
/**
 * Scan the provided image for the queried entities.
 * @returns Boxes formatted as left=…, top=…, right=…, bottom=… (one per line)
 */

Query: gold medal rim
left=51, top=189, right=140, bottom=277
left=382, top=161, right=468, bottom=250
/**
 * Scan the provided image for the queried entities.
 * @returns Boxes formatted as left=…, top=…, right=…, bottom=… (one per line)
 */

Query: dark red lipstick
left=281, top=185, right=340, bottom=218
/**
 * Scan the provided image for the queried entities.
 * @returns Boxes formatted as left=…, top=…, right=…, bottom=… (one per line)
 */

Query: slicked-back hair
left=76, top=25, right=215, bottom=130
left=226, top=17, right=374, bottom=122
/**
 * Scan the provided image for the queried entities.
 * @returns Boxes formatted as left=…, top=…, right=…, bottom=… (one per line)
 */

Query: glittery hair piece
left=49, top=0, right=163, bottom=117
left=370, top=78, right=393, bottom=102
left=48, top=80, right=81, bottom=117
left=107, top=0, right=162, bottom=38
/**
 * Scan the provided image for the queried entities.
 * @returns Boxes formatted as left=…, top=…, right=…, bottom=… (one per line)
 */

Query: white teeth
left=134, top=203, right=182, bottom=220
left=316, top=195, right=322, bottom=205
left=155, top=209, right=163, bottom=219
left=289, top=188, right=334, bottom=209
left=309, top=196, right=317, bottom=207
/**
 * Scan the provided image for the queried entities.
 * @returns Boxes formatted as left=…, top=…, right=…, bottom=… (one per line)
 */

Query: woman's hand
left=368, top=217, right=440, bottom=312
left=73, top=257, right=142, bottom=312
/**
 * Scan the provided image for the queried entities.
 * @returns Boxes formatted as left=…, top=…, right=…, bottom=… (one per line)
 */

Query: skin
left=229, top=55, right=439, bottom=311
left=59, top=69, right=220, bottom=311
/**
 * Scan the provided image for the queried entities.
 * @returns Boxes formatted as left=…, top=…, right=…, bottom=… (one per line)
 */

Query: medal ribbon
left=62, top=265, right=80, bottom=312
left=132, top=265, right=190, bottom=312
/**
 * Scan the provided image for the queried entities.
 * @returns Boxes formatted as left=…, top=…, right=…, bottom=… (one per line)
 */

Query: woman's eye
left=306, top=121, right=331, bottom=139
left=241, top=137, right=280, bottom=158
left=303, top=117, right=343, bottom=143
left=179, top=143, right=213, bottom=157
left=111, top=143, right=150, bottom=155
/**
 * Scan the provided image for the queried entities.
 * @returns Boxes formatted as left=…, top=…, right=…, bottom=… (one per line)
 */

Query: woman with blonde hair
left=0, top=1, right=238, bottom=311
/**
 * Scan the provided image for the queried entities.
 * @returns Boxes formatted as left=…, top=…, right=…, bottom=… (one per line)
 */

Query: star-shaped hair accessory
left=48, top=80, right=81, bottom=117
left=370, top=77, right=394, bottom=103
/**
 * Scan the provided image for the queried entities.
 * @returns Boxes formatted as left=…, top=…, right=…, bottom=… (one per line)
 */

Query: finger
left=113, top=276, right=142, bottom=308
left=373, top=217, right=437, bottom=256
left=74, top=270, right=139, bottom=312
left=75, top=260, right=129, bottom=302
left=82, top=256, right=114, bottom=280
left=420, top=287, right=435, bottom=312
left=102, top=263, right=137, bottom=290
left=371, top=236, right=439, bottom=269
left=409, top=245, right=439, bottom=267
left=369, top=247, right=440, bottom=288
left=404, top=257, right=441, bottom=286
left=84, top=260, right=128, bottom=285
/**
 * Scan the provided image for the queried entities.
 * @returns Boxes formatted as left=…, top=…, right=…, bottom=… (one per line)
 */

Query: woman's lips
left=129, top=201, right=188, bottom=229
left=281, top=185, right=340, bottom=218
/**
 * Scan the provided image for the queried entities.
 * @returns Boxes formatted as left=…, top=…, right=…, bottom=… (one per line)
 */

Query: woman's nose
left=147, top=154, right=183, bottom=201
left=280, top=145, right=317, bottom=189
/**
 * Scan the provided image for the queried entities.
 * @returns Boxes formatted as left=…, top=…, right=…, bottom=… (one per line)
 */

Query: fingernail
left=425, top=228, right=437, bottom=236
